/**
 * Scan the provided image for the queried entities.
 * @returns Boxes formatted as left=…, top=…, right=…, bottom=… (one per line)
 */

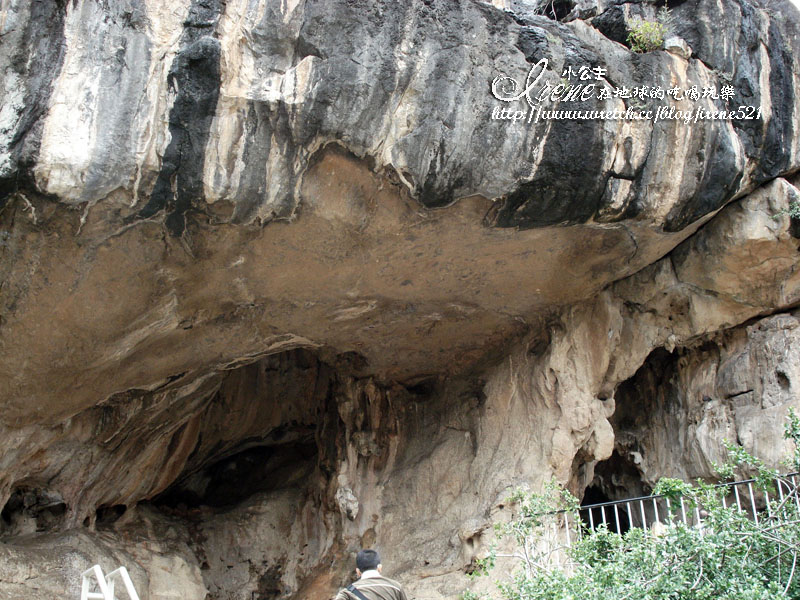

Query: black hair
left=356, top=549, right=381, bottom=571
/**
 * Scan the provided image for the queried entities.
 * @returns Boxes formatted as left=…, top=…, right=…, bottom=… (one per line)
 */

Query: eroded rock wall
left=1, top=0, right=800, bottom=599
left=600, top=311, right=800, bottom=496
left=2, top=0, right=800, bottom=425
left=5, top=172, right=798, bottom=598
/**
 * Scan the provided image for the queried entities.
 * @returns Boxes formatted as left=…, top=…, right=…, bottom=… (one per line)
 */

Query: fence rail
left=571, top=471, right=800, bottom=537
left=533, top=472, right=800, bottom=568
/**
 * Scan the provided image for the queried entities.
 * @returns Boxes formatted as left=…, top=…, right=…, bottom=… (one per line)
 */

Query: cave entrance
left=580, top=485, right=630, bottom=534
left=154, top=437, right=319, bottom=512
left=539, top=0, right=574, bottom=21
left=580, top=347, right=684, bottom=535
left=580, top=449, right=653, bottom=534
left=0, top=486, right=67, bottom=536
left=146, top=348, right=335, bottom=516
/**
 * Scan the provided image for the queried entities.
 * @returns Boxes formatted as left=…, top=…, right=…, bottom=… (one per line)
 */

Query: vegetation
left=463, top=410, right=800, bottom=600
left=771, top=200, right=800, bottom=222
left=627, top=8, right=672, bottom=53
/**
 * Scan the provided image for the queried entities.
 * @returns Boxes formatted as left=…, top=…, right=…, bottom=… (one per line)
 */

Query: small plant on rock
left=627, top=9, right=671, bottom=53
left=773, top=200, right=800, bottom=221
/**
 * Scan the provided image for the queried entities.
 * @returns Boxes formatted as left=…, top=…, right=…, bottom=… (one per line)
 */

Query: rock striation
left=1, top=0, right=800, bottom=598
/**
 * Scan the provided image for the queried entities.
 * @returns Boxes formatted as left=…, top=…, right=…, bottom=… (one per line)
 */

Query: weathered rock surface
left=603, top=311, right=800, bottom=497
left=1, top=0, right=800, bottom=598
left=2, top=0, right=800, bottom=424
left=3, top=174, right=799, bottom=598
left=0, top=517, right=206, bottom=600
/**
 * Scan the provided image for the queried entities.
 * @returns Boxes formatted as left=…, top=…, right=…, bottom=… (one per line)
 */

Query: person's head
left=355, top=549, right=381, bottom=576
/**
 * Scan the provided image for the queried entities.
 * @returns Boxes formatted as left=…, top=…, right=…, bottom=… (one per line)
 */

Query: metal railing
left=535, top=471, right=800, bottom=553
left=80, top=564, right=140, bottom=600
left=527, top=472, right=800, bottom=570
left=574, top=471, right=800, bottom=536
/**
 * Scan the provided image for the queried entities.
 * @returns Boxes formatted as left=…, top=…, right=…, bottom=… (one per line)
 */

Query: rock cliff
left=1, top=0, right=799, bottom=598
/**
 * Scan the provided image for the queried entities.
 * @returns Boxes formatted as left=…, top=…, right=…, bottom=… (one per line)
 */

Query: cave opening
left=580, top=448, right=654, bottom=534
left=538, top=0, right=574, bottom=21
left=154, top=438, right=319, bottom=511
left=95, top=504, right=128, bottom=527
left=580, top=449, right=650, bottom=535
left=581, top=346, right=683, bottom=535
left=1, top=486, right=67, bottom=536
left=140, top=348, right=336, bottom=519
left=580, top=485, right=630, bottom=535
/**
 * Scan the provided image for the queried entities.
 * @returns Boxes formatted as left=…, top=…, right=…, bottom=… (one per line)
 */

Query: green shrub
left=627, top=16, right=667, bottom=53
left=773, top=200, right=800, bottom=221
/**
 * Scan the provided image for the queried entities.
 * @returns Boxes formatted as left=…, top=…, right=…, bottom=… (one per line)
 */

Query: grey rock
left=664, top=36, right=692, bottom=59
left=335, top=486, right=359, bottom=521
left=0, top=1, right=800, bottom=599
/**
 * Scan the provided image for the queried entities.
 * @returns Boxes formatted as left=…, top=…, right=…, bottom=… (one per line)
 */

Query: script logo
left=491, top=58, right=549, bottom=108
left=491, top=58, right=604, bottom=109
left=489, top=58, right=760, bottom=125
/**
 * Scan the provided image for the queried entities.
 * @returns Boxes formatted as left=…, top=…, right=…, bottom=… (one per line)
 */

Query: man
left=334, top=549, right=408, bottom=600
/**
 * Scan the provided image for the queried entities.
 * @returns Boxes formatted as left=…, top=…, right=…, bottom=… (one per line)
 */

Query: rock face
left=1, top=0, right=800, bottom=598
left=603, top=311, right=800, bottom=497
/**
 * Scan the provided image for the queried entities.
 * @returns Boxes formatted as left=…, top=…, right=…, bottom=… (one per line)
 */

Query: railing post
left=765, top=488, right=773, bottom=518
left=639, top=499, right=646, bottom=530
left=747, top=482, right=758, bottom=523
